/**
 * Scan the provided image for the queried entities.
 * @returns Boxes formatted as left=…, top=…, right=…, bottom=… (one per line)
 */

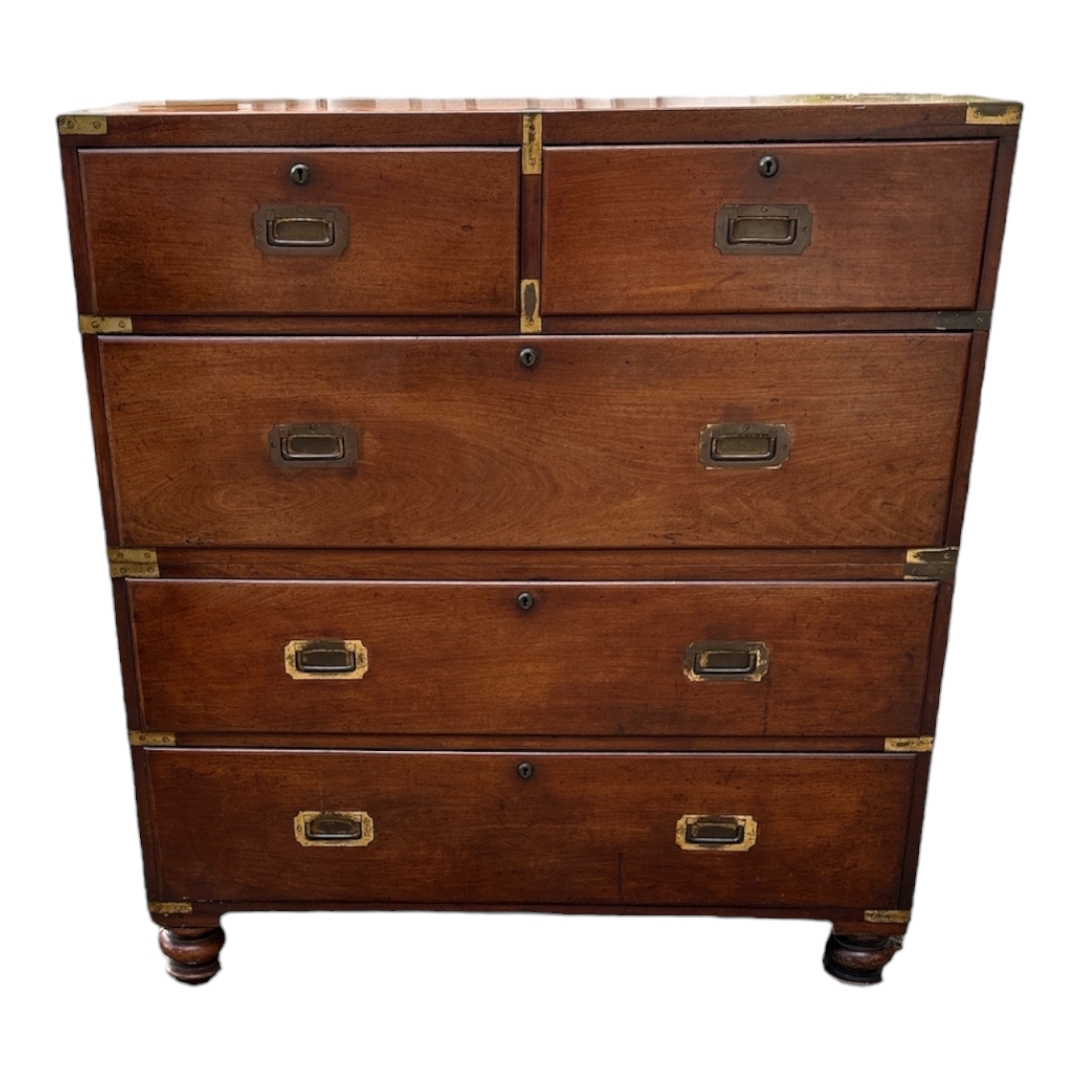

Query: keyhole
left=517, top=762, right=534, bottom=779
left=516, top=591, right=536, bottom=611
left=290, top=163, right=311, bottom=185
left=758, top=155, right=779, bottom=178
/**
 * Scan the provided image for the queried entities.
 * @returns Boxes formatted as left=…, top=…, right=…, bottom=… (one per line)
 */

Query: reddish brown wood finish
left=145, top=750, right=915, bottom=908
left=79, top=149, right=519, bottom=315
left=127, top=579, right=935, bottom=737
left=543, top=143, right=995, bottom=314
left=98, top=333, right=969, bottom=549
left=57, top=96, right=1018, bottom=148
left=149, top=546, right=914, bottom=582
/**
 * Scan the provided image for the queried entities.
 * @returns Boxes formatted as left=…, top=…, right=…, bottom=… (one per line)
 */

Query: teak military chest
left=57, top=96, right=1020, bottom=984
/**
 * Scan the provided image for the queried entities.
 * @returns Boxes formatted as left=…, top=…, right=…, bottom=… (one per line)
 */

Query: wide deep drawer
left=128, top=579, right=935, bottom=737
left=543, top=141, right=996, bottom=313
left=79, top=148, right=519, bottom=315
left=99, top=333, right=968, bottom=549
left=145, top=749, right=915, bottom=907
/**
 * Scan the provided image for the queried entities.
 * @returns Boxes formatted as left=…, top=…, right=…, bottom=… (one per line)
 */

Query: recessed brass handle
left=684, top=641, right=769, bottom=682
left=254, top=205, right=348, bottom=256
left=676, top=814, right=757, bottom=852
left=285, top=639, right=369, bottom=680
left=294, top=811, right=374, bottom=847
left=270, top=424, right=358, bottom=469
left=699, top=423, right=791, bottom=469
left=714, top=204, right=811, bottom=255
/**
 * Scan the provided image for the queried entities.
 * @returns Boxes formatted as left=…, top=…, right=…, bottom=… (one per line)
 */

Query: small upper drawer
left=542, top=141, right=996, bottom=314
left=79, top=148, right=519, bottom=315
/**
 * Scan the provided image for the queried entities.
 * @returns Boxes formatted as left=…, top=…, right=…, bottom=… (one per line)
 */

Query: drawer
left=100, top=333, right=968, bottom=549
left=145, top=750, right=915, bottom=908
left=543, top=141, right=996, bottom=313
left=128, top=579, right=935, bottom=737
left=79, top=148, right=519, bottom=315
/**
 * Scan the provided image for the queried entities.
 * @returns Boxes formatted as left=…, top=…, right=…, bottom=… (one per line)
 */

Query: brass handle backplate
left=294, top=810, right=374, bottom=847
left=684, top=641, right=770, bottom=682
left=676, top=814, right=757, bottom=852
left=699, top=423, right=791, bottom=469
left=714, top=203, right=811, bottom=255
left=254, top=205, right=349, bottom=255
left=270, top=423, right=359, bottom=469
left=285, top=639, right=369, bottom=680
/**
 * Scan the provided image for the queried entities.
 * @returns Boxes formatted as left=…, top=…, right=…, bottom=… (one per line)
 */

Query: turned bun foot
left=159, top=926, right=225, bottom=985
left=823, top=932, right=903, bottom=985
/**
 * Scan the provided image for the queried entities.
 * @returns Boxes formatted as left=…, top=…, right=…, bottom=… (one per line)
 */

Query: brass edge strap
left=522, top=112, right=542, bottom=174
left=108, top=547, right=160, bottom=578
left=80, top=315, right=133, bottom=334
left=884, top=736, right=934, bottom=753
left=520, top=278, right=541, bottom=333
left=129, top=731, right=176, bottom=747
left=59, top=115, right=108, bottom=135
left=864, top=909, right=911, bottom=923
left=933, top=311, right=991, bottom=331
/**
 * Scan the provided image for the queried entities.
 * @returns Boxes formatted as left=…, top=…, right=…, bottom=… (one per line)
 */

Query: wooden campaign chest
left=57, top=95, right=1020, bottom=984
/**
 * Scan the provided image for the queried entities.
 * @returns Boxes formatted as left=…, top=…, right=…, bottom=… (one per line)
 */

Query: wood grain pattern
left=80, top=149, right=519, bottom=315
left=99, top=334, right=969, bottom=549
left=543, top=142, right=996, bottom=313
left=128, top=579, right=936, bottom=737
left=145, top=749, right=915, bottom=908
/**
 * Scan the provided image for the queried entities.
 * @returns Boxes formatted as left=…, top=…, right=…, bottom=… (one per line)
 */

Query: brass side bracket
left=80, top=315, right=132, bottom=334
left=522, top=112, right=542, bottom=174
left=149, top=901, right=193, bottom=915
left=59, top=114, right=108, bottom=136
left=864, top=909, right=911, bottom=924
left=129, top=731, right=176, bottom=747
left=904, top=548, right=958, bottom=581
left=933, top=310, right=991, bottom=332
left=109, top=547, right=160, bottom=578
left=966, top=102, right=1022, bottom=125
left=884, top=736, right=934, bottom=753
left=520, top=278, right=541, bottom=333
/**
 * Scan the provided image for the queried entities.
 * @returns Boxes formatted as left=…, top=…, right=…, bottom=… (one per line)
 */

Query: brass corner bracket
left=59, top=115, right=108, bottom=136
left=966, top=102, right=1021, bottom=125
left=864, top=909, right=911, bottom=924
left=149, top=901, right=193, bottom=916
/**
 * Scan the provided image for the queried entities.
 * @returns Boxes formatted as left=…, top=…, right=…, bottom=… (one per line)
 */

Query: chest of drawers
left=58, top=95, right=1020, bottom=985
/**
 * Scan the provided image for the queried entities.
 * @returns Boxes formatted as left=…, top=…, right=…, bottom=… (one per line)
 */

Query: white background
left=2, top=2, right=1075, bottom=1076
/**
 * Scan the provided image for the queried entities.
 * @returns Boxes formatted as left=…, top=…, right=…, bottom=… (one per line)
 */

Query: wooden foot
left=159, top=925, right=225, bottom=985
left=823, top=932, right=903, bottom=985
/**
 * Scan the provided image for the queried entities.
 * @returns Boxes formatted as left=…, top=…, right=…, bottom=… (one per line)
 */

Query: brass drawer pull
left=270, top=423, right=358, bottom=469
left=294, top=811, right=374, bottom=847
left=684, top=641, right=770, bottom=682
left=676, top=814, right=757, bottom=852
left=285, top=639, right=369, bottom=680
left=714, top=203, right=811, bottom=255
left=254, top=205, right=349, bottom=256
left=699, top=423, right=791, bottom=469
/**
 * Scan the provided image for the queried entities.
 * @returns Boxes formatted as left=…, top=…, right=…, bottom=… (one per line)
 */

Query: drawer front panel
left=147, top=750, right=915, bottom=907
left=129, top=580, right=935, bottom=736
left=80, top=149, right=519, bottom=315
left=543, top=142, right=996, bottom=313
left=101, top=333, right=968, bottom=549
